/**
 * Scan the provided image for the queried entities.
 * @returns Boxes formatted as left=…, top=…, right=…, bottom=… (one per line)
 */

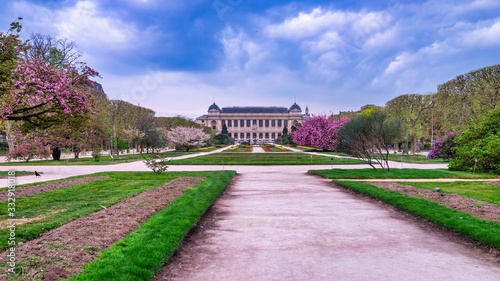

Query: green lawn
left=169, top=153, right=363, bottom=165
left=0, top=152, right=196, bottom=166
left=385, top=154, right=447, bottom=164
left=0, top=171, right=34, bottom=177
left=333, top=180, right=500, bottom=249
left=310, top=168, right=499, bottom=179
left=403, top=181, right=500, bottom=206
left=67, top=170, right=235, bottom=281
left=0, top=171, right=235, bottom=250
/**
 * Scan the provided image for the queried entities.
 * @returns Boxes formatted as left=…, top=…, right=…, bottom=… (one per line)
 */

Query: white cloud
left=463, top=19, right=500, bottom=46
left=54, top=1, right=139, bottom=51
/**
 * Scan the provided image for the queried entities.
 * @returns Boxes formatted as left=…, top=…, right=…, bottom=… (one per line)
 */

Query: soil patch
left=0, top=176, right=205, bottom=281
left=368, top=182, right=500, bottom=223
left=0, top=177, right=109, bottom=202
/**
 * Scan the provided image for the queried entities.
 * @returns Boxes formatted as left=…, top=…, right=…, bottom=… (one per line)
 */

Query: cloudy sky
left=2, top=0, right=500, bottom=118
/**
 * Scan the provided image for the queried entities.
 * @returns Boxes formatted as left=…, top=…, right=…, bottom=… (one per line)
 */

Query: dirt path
left=154, top=170, right=500, bottom=281
left=0, top=177, right=205, bottom=281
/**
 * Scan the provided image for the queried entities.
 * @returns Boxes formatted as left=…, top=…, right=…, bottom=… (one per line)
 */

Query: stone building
left=196, top=103, right=310, bottom=143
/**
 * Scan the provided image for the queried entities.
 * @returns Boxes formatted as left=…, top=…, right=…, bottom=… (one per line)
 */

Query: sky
left=2, top=0, right=500, bottom=119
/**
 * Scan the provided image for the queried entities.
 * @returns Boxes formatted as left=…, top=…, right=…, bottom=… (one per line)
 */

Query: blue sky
left=2, top=0, right=500, bottom=118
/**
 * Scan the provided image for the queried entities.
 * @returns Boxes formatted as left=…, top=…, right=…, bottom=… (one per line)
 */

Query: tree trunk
left=52, top=148, right=61, bottom=160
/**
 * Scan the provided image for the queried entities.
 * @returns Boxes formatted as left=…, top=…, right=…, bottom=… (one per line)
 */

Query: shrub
left=142, top=153, right=170, bottom=174
left=449, top=108, right=500, bottom=174
left=426, top=132, right=459, bottom=160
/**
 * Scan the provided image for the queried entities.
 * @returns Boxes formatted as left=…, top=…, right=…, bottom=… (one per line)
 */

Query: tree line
left=0, top=19, right=212, bottom=161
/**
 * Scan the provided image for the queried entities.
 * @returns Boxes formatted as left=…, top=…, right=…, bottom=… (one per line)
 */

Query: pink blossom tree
left=6, top=131, right=50, bottom=162
left=0, top=58, right=98, bottom=129
left=167, top=126, right=210, bottom=151
left=291, top=115, right=351, bottom=151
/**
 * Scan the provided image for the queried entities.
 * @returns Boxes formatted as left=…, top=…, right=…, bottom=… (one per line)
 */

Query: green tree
left=385, top=93, right=433, bottom=154
left=336, top=111, right=402, bottom=171
left=449, top=108, right=500, bottom=174
left=221, top=123, right=228, bottom=135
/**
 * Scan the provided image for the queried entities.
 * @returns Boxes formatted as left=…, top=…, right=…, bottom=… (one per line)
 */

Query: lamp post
left=403, top=133, right=409, bottom=155
left=109, top=134, right=116, bottom=157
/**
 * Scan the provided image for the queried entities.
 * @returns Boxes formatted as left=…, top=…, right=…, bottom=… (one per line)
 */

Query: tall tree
left=25, top=33, right=82, bottom=69
left=385, top=93, right=433, bottom=154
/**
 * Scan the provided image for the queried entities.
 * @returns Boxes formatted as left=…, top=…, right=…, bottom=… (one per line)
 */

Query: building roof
left=208, top=103, right=221, bottom=111
left=221, top=106, right=289, bottom=114
left=288, top=102, right=301, bottom=112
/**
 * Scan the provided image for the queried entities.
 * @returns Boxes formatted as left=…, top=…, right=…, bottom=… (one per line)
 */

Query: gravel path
left=153, top=170, right=500, bottom=281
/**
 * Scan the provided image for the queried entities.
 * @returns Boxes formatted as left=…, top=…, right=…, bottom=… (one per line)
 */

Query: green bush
left=449, top=108, right=500, bottom=174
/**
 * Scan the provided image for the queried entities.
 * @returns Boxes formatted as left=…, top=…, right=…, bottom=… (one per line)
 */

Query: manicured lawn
left=385, top=154, right=447, bottom=164
left=0, top=171, right=34, bottom=177
left=0, top=171, right=235, bottom=250
left=403, top=181, right=500, bottom=206
left=0, top=152, right=195, bottom=166
left=169, top=153, right=363, bottom=165
left=310, top=168, right=499, bottom=179
left=333, top=180, right=500, bottom=249
left=68, top=170, right=235, bottom=281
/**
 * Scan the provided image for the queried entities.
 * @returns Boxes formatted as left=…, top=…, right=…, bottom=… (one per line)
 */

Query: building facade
left=196, top=103, right=310, bottom=143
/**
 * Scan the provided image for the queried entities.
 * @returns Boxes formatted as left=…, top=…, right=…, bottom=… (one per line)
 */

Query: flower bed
left=246, top=145, right=252, bottom=151
left=228, top=145, right=240, bottom=151
left=261, top=145, right=272, bottom=151
left=197, top=146, right=215, bottom=151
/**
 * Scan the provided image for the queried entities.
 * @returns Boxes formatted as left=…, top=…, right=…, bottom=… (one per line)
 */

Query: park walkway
left=154, top=169, right=500, bottom=281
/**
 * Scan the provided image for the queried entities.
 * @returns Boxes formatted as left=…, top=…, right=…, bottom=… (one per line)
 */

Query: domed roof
left=208, top=103, right=221, bottom=111
left=288, top=102, right=302, bottom=112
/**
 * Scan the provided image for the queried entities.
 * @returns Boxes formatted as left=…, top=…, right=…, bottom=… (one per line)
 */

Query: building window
left=234, top=133, right=237, bottom=139
left=278, top=133, right=282, bottom=137
left=265, top=120, right=269, bottom=127
left=222, top=120, right=226, bottom=127
left=228, top=133, right=232, bottom=137
left=284, top=120, right=288, bottom=127
left=247, top=133, right=250, bottom=139
left=271, top=133, right=275, bottom=139
left=253, top=120, right=257, bottom=125
left=234, top=120, right=238, bottom=127
left=228, top=120, right=232, bottom=127
left=259, top=133, right=263, bottom=139
left=247, top=120, right=251, bottom=127
left=211, top=120, right=217, bottom=130
left=265, top=133, right=269, bottom=139
left=271, top=120, right=276, bottom=127
left=259, top=120, right=263, bottom=127
left=253, top=133, right=257, bottom=139
left=278, top=120, right=282, bottom=127
left=240, top=133, right=244, bottom=139
left=240, top=120, right=244, bottom=127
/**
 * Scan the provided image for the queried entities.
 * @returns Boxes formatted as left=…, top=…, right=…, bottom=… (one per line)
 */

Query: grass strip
left=333, top=180, right=500, bottom=249
left=310, top=168, right=499, bottom=179
left=0, top=172, right=203, bottom=250
left=402, top=181, right=500, bottom=206
left=68, top=170, right=236, bottom=281
left=0, top=171, right=34, bottom=177
left=169, top=153, right=363, bottom=165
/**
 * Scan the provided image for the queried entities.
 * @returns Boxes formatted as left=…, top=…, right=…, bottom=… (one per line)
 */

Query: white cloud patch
left=54, top=1, right=139, bottom=51
left=463, top=19, right=500, bottom=46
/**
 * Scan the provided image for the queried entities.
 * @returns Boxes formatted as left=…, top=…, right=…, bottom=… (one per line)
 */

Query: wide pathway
left=156, top=169, right=500, bottom=281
